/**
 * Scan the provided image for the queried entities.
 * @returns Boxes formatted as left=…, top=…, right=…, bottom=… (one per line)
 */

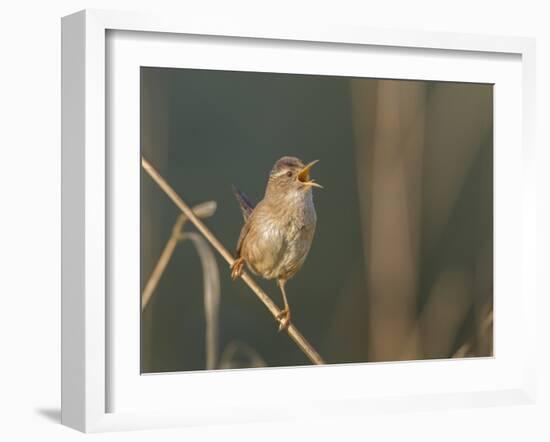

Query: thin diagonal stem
left=141, top=156, right=325, bottom=365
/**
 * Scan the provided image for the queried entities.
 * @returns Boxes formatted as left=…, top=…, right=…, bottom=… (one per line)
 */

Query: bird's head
left=266, top=156, right=322, bottom=197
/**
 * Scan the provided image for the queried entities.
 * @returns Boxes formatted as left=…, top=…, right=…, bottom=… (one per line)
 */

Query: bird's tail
left=232, top=185, right=255, bottom=221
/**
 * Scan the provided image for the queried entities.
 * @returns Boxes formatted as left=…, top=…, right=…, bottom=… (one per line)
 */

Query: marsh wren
left=230, top=156, right=322, bottom=331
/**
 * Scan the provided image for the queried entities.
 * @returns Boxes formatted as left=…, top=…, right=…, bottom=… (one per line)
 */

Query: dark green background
left=140, top=67, right=493, bottom=373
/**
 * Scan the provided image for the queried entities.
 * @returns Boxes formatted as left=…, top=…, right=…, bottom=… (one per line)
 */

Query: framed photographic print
left=61, top=9, right=537, bottom=432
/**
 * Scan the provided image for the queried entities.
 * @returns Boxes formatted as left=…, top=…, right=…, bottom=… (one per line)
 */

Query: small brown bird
left=231, top=156, right=322, bottom=331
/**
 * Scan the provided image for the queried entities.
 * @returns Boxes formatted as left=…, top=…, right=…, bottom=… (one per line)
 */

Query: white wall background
left=0, top=1, right=548, bottom=440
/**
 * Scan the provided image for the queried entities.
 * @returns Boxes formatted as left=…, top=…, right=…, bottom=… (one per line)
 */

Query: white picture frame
left=61, top=9, right=537, bottom=433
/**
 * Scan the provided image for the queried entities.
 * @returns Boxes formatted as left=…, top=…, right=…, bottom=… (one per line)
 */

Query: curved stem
left=141, top=201, right=217, bottom=311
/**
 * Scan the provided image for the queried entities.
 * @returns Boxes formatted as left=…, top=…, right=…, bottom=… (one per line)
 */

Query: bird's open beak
left=298, top=160, right=323, bottom=189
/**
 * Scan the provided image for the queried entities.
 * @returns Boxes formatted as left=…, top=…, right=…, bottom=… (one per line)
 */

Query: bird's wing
left=235, top=217, right=251, bottom=258
left=232, top=185, right=255, bottom=222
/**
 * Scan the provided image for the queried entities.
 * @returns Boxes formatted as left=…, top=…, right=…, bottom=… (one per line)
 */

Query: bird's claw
left=230, top=257, right=245, bottom=280
left=276, top=308, right=291, bottom=332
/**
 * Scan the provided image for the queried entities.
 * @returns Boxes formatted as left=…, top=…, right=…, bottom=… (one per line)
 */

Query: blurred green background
left=140, top=67, right=493, bottom=373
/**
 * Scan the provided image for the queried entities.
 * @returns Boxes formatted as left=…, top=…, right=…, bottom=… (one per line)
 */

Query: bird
left=230, top=156, right=322, bottom=331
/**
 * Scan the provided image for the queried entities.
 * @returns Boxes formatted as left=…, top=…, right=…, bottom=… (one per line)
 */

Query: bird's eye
left=286, top=171, right=293, bottom=177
